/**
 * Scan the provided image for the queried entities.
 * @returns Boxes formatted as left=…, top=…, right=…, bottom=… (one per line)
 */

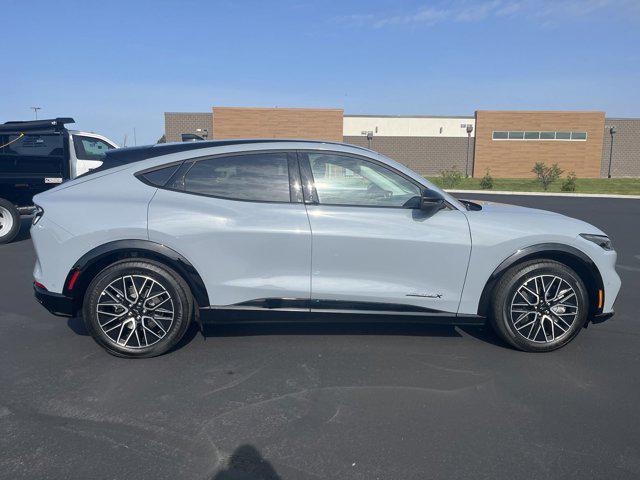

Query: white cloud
left=337, top=0, right=634, bottom=28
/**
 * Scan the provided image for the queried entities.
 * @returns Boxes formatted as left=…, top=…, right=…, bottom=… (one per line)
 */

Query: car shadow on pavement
left=67, top=314, right=510, bottom=352
left=212, top=444, right=281, bottom=480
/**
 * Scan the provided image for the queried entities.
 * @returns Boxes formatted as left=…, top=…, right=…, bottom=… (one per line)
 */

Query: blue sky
left=2, top=0, right=639, bottom=145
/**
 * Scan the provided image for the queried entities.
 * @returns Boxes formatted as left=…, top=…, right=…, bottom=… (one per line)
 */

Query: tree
left=532, top=162, right=563, bottom=191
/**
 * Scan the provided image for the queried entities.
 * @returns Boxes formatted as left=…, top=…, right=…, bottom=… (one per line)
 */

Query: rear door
left=299, top=151, right=471, bottom=315
left=147, top=150, right=312, bottom=308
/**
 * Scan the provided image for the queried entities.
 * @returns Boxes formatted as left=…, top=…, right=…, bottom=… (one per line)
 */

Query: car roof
left=103, top=139, right=375, bottom=165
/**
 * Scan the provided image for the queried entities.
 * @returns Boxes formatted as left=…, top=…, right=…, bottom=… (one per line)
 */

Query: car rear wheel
left=0, top=199, right=20, bottom=245
left=490, top=259, right=589, bottom=352
left=82, top=259, right=194, bottom=358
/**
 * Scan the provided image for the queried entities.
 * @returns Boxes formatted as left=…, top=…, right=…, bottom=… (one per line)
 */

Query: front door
left=300, top=151, right=471, bottom=314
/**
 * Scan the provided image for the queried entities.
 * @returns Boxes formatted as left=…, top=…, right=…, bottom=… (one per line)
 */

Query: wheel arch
left=477, top=243, right=604, bottom=318
left=64, top=240, right=210, bottom=312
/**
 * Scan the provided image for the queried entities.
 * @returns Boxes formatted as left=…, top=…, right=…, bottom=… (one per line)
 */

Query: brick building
left=164, top=107, right=640, bottom=178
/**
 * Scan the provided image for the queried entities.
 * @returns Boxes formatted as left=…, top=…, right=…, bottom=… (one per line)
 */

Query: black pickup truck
left=0, top=118, right=117, bottom=243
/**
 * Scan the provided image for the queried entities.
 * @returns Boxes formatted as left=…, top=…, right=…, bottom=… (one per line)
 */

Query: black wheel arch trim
left=65, top=239, right=210, bottom=310
left=477, top=243, right=605, bottom=317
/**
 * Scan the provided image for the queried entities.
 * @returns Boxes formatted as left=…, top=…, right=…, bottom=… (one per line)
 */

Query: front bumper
left=34, top=283, right=74, bottom=317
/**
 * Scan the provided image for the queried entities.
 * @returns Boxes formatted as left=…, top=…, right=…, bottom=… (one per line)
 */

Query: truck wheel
left=0, top=199, right=20, bottom=245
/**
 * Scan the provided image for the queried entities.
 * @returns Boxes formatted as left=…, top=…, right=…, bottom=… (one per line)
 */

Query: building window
left=493, top=131, right=588, bottom=141
left=571, top=132, right=587, bottom=140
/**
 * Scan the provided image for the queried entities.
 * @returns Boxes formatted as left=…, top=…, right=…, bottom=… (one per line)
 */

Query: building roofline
left=344, top=114, right=474, bottom=119
left=475, top=110, right=605, bottom=114
left=213, top=106, right=344, bottom=112
left=605, top=117, right=640, bottom=121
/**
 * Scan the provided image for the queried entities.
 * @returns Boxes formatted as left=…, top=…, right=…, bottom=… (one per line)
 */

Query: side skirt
left=199, top=298, right=486, bottom=326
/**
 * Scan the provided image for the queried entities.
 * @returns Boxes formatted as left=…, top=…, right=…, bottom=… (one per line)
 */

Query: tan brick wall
left=212, top=107, right=344, bottom=142
left=164, top=112, right=213, bottom=143
left=601, top=118, right=640, bottom=177
left=344, top=136, right=474, bottom=177
left=474, top=111, right=605, bottom=178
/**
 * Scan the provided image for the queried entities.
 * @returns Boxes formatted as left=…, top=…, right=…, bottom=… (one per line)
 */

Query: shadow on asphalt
left=212, top=444, right=281, bottom=480
left=67, top=314, right=509, bottom=352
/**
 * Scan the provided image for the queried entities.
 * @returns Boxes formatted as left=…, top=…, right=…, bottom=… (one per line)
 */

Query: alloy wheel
left=509, top=274, right=579, bottom=343
left=96, top=275, right=175, bottom=348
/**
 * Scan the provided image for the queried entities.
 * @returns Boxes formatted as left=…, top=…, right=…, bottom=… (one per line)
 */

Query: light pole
left=30, top=106, right=41, bottom=119
left=361, top=130, right=374, bottom=149
left=465, top=124, right=474, bottom=177
left=607, top=126, right=616, bottom=178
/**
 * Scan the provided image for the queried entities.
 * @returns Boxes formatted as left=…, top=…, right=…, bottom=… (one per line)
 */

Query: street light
left=607, top=126, right=616, bottom=179
left=361, top=130, right=374, bottom=149
left=465, top=124, right=474, bottom=177
left=30, top=106, right=41, bottom=120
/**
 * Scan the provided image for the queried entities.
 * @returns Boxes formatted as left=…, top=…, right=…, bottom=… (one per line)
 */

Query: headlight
left=580, top=233, right=612, bottom=251
left=32, top=205, right=44, bottom=225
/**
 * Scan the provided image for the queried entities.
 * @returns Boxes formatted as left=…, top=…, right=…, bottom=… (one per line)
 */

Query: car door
left=71, top=134, right=116, bottom=177
left=299, top=151, right=471, bottom=315
left=147, top=150, right=312, bottom=307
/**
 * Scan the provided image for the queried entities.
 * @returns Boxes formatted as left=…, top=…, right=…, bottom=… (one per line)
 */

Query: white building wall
left=343, top=116, right=475, bottom=138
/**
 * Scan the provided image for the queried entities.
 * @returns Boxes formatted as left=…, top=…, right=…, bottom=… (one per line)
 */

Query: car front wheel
left=83, top=259, right=194, bottom=358
left=490, top=259, right=589, bottom=352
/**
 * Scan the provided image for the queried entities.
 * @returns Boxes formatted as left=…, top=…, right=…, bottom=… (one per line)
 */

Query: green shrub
left=532, top=162, right=563, bottom=191
left=439, top=167, right=463, bottom=189
left=561, top=171, right=577, bottom=192
left=480, top=169, right=494, bottom=190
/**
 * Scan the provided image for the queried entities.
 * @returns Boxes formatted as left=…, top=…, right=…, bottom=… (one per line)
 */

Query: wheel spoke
left=510, top=274, right=578, bottom=344
left=96, top=274, right=174, bottom=349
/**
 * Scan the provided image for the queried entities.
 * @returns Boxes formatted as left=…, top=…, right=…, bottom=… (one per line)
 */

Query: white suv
left=31, top=140, right=620, bottom=357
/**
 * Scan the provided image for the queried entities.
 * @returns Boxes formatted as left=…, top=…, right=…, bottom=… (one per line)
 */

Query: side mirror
left=420, top=190, right=446, bottom=214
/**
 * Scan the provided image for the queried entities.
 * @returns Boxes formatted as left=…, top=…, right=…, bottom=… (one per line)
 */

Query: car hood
left=462, top=200, right=606, bottom=236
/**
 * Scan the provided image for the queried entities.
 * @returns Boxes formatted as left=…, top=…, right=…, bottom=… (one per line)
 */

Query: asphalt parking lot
left=1, top=193, right=639, bottom=480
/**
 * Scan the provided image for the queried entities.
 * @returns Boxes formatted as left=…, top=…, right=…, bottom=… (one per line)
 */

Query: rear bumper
left=34, top=283, right=74, bottom=317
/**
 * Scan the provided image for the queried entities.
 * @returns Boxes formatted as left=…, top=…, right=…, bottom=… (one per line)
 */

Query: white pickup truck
left=0, top=117, right=119, bottom=243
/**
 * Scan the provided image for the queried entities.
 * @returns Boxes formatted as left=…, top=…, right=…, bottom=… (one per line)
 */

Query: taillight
left=32, top=205, right=44, bottom=225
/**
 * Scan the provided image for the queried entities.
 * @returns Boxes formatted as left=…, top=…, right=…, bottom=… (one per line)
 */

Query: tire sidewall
left=0, top=199, right=20, bottom=245
left=494, top=261, right=588, bottom=352
left=83, top=260, right=192, bottom=358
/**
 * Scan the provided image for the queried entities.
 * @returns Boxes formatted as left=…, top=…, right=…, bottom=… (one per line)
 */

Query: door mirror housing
left=420, top=190, right=446, bottom=214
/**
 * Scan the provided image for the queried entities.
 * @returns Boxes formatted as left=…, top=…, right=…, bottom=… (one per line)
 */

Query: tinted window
left=524, top=131, right=540, bottom=140
left=178, top=153, right=291, bottom=202
left=556, top=132, right=571, bottom=140
left=73, top=135, right=114, bottom=160
left=540, top=131, right=555, bottom=139
left=308, top=153, right=421, bottom=207
left=0, top=134, right=63, bottom=156
left=492, top=131, right=508, bottom=139
left=571, top=131, right=587, bottom=140
left=508, top=131, right=525, bottom=139
left=141, top=164, right=181, bottom=187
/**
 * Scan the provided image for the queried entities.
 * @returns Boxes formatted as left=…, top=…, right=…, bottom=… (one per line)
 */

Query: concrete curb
left=445, top=189, right=640, bottom=200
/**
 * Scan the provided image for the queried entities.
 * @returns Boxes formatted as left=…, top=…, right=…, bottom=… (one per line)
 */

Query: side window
left=308, top=153, right=421, bottom=207
left=174, top=152, right=291, bottom=202
left=1, top=134, right=63, bottom=156
left=73, top=135, right=114, bottom=161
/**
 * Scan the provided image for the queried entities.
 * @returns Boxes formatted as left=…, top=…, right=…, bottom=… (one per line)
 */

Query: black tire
left=82, top=259, right=194, bottom=358
left=0, top=198, right=20, bottom=245
left=490, top=259, right=589, bottom=352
